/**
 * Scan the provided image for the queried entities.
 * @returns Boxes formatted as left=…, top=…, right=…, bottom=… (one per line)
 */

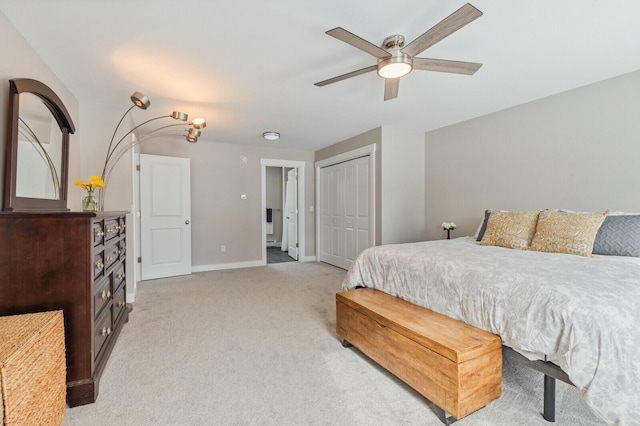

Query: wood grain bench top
left=337, top=288, right=501, bottom=363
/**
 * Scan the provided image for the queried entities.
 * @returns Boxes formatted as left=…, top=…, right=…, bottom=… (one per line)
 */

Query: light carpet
left=62, top=261, right=604, bottom=425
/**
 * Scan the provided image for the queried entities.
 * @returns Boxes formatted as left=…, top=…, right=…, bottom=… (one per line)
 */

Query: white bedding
left=342, top=237, right=640, bottom=425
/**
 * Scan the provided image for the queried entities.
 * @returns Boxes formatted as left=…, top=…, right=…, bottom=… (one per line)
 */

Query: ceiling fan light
left=378, top=61, right=413, bottom=79
left=263, top=131, right=280, bottom=141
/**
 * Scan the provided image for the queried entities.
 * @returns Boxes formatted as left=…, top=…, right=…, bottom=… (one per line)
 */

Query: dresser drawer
left=118, top=216, right=126, bottom=236
left=113, top=263, right=126, bottom=293
left=93, top=252, right=105, bottom=280
left=104, top=219, right=119, bottom=242
left=92, top=221, right=105, bottom=247
left=117, top=239, right=126, bottom=260
left=94, top=308, right=113, bottom=360
left=112, top=285, right=126, bottom=322
left=93, top=276, right=112, bottom=319
left=104, top=243, right=120, bottom=271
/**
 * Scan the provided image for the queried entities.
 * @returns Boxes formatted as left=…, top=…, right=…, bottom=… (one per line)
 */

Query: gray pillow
left=476, top=210, right=492, bottom=242
left=592, top=215, right=640, bottom=257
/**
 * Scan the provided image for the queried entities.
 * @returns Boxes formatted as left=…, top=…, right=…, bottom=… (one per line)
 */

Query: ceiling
left=1, top=0, right=640, bottom=151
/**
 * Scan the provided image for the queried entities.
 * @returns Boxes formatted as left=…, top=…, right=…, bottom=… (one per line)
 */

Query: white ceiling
left=2, top=0, right=640, bottom=151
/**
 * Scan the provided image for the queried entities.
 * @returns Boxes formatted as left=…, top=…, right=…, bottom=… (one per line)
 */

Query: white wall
left=424, top=69, right=640, bottom=241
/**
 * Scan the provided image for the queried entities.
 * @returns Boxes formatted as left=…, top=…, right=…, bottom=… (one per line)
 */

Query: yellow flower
left=75, top=176, right=105, bottom=192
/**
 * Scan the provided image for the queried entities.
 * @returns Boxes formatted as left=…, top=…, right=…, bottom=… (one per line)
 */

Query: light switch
left=241, top=194, right=247, bottom=200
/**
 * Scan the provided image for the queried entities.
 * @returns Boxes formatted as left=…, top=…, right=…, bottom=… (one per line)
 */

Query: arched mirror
left=3, top=78, right=75, bottom=211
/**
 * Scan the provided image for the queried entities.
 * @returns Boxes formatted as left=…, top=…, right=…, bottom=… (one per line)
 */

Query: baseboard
left=302, top=255, right=317, bottom=262
left=192, top=260, right=264, bottom=273
left=266, top=241, right=281, bottom=248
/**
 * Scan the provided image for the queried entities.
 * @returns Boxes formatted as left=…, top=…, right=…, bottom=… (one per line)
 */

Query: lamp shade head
left=130, top=92, right=151, bottom=110
left=192, top=118, right=207, bottom=129
left=171, top=111, right=188, bottom=121
left=262, top=131, right=280, bottom=140
left=186, top=135, right=198, bottom=143
left=188, top=128, right=201, bottom=138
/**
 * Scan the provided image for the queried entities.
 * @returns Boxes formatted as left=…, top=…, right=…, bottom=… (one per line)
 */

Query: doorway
left=260, top=159, right=306, bottom=265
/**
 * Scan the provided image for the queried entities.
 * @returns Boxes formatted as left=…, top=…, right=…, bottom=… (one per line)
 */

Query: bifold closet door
left=320, top=156, right=371, bottom=269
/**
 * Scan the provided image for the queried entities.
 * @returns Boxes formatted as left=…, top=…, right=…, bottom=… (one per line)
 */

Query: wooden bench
left=336, top=289, right=502, bottom=423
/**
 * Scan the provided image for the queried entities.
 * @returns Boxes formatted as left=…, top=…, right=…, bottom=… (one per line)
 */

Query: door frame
left=260, top=159, right=306, bottom=264
left=315, top=144, right=376, bottom=264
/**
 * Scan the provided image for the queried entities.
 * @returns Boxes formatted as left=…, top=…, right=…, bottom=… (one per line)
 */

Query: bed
left=342, top=230, right=640, bottom=425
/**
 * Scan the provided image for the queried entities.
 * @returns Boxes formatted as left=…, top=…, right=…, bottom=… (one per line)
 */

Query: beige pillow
left=529, top=210, right=607, bottom=256
left=480, top=211, right=540, bottom=250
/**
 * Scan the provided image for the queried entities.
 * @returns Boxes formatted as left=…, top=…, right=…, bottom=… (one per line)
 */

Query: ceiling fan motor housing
left=378, top=34, right=413, bottom=78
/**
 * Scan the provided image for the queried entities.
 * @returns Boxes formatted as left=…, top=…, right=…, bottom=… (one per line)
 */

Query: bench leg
left=543, top=374, right=556, bottom=422
left=341, top=339, right=353, bottom=348
left=434, top=406, right=457, bottom=425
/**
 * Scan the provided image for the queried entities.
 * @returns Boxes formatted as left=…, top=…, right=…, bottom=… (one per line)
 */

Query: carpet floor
left=62, top=262, right=604, bottom=425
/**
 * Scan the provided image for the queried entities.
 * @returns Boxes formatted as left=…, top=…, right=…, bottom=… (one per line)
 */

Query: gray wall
left=316, top=127, right=382, bottom=245
left=424, top=69, right=640, bottom=241
left=139, top=139, right=315, bottom=267
left=0, top=11, right=80, bottom=211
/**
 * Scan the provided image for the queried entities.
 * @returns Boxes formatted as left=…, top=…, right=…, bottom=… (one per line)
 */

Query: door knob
left=185, top=220, right=190, bottom=224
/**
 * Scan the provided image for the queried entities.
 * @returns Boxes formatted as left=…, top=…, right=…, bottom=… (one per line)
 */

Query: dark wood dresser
left=0, top=211, right=129, bottom=407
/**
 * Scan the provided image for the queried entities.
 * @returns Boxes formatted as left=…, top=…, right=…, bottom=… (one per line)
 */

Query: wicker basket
left=0, top=311, right=66, bottom=425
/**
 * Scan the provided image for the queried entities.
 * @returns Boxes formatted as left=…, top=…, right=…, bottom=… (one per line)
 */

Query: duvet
left=342, top=237, right=640, bottom=425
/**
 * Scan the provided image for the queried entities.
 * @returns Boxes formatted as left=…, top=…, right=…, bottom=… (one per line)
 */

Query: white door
left=319, top=156, right=371, bottom=269
left=285, top=169, right=298, bottom=260
left=342, top=156, right=370, bottom=269
left=140, top=154, right=192, bottom=280
left=320, top=163, right=343, bottom=267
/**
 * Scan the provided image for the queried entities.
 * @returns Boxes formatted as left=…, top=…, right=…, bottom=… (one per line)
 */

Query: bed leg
left=341, top=339, right=353, bottom=348
left=543, top=374, right=556, bottom=422
left=434, top=406, right=457, bottom=425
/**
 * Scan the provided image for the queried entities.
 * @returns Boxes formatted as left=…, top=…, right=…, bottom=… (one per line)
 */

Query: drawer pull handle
left=97, top=231, right=105, bottom=237
left=106, top=256, right=113, bottom=262
left=101, top=290, right=107, bottom=300
left=107, top=227, right=115, bottom=233
left=117, top=273, right=126, bottom=280
left=118, top=301, right=126, bottom=307
left=96, top=262, right=104, bottom=270
left=107, top=290, right=111, bottom=298
left=116, top=225, right=121, bottom=230
left=101, top=327, right=108, bottom=337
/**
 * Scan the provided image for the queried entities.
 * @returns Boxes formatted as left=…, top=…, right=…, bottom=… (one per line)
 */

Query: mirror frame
left=3, top=78, right=75, bottom=211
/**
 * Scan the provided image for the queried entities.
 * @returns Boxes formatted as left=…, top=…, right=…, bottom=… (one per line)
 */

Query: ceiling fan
left=314, top=3, right=483, bottom=101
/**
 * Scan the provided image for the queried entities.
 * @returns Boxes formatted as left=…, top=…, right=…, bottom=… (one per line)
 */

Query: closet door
left=320, top=156, right=371, bottom=269
left=320, top=163, right=343, bottom=267
left=343, top=156, right=370, bottom=269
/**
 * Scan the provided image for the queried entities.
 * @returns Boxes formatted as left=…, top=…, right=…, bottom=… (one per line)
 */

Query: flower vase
left=446, top=229, right=451, bottom=240
left=82, top=191, right=98, bottom=212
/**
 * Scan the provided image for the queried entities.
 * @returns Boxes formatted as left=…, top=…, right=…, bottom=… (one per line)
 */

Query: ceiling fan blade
left=413, top=58, right=482, bottom=75
left=314, top=65, right=378, bottom=87
left=384, top=78, right=399, bottom=101
left=326, top=27, right=392, bottom=59
left=402, top=3, right=482, bottom=58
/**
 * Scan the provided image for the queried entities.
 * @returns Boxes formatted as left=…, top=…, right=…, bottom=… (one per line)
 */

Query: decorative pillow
left=529, top=211, right=607, bottom=256
left=480, top=211, right=540, bottom=250
left=475, top=209, right=492, bottom=241
left=592, top=215, right=640, bottom=257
